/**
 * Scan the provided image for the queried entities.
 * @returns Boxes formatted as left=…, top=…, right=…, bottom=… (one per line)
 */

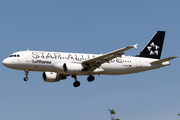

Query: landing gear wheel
left=72, top=75, right=81, bottom=87
left=24, top=77, right=28, bottom=81
left=24, top=70, right=29, bottom=81
left=73, top=81, right=81, bottom=87
left=87, top=75, right=95, bottom=82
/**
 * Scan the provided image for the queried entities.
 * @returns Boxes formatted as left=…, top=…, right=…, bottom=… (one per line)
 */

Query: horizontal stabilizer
left=151, top=56, right=177, bottom=64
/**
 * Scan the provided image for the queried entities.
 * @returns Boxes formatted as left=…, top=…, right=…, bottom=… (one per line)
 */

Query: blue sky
left=0, top=0, right=180, bottom=120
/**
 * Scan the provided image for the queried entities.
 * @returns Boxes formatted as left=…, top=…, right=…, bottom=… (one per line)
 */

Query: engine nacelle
left=54, top=63, right=83, bottom=74
left=42, top=72, right=67, bottom=82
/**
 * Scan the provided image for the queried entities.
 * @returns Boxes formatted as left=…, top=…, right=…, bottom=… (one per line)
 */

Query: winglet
left=133, top=44, right=138, bottom=49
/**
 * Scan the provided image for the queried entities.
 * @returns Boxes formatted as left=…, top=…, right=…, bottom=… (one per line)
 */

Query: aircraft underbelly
left=99, top=61, right=159, bottom=75
left=100, top=63, right=136, bottom=75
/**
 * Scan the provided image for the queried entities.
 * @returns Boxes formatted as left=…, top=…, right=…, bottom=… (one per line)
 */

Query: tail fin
left=136, top=31, right=166, bottom=59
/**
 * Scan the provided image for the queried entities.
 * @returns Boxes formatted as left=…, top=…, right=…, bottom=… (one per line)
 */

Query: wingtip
left=173, top=56, right=178, bottom=58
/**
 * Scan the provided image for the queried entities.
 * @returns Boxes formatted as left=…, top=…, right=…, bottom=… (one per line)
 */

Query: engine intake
left=42, top=72, right=67, bottom=82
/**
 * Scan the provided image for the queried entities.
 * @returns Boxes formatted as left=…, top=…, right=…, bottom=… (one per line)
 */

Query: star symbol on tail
left=147, top=42, right=159, bottom=55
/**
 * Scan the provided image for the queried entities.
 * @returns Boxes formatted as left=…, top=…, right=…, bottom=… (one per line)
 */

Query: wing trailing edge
left=82, top=44, right=138, bottom=66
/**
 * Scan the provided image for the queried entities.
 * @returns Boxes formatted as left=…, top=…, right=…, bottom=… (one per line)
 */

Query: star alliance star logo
left=147, top=42, right=159, bottom=55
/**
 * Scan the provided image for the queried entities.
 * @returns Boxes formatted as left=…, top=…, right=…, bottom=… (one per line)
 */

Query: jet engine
left=42, top=72, right=67, bottom=82
left=54, top=63, right=83, bottom=74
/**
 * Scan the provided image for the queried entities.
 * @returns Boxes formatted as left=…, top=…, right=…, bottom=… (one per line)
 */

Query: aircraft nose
left=2, top=58, right=10, bottom=67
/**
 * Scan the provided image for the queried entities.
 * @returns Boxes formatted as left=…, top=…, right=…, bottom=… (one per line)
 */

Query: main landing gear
left=72, top=75, right=80, bottom=87
left=72, top=75, right=95, bottom=87
left=87, top=75, right=95, bottom=82
left=24, top=70, right=29, bottom=81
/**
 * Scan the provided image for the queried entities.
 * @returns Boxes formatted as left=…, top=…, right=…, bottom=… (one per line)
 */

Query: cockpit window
left=9, top=54, right=20, bottom=57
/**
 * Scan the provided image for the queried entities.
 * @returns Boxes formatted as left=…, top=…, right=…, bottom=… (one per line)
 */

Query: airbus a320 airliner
left=2, top=31, right=177, bottom=87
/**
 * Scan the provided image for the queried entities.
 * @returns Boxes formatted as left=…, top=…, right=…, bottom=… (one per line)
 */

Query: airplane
left=2, top=31, right=177, bottom=87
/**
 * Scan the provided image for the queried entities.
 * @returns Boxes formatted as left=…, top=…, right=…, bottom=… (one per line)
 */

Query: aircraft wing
left=82, top=44, right=138, bottom=68
left=150, top=56, right=178, bottom=64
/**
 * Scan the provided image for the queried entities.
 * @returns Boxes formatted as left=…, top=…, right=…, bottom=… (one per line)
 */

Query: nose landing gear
left=24, top=70, right=29, bottom=81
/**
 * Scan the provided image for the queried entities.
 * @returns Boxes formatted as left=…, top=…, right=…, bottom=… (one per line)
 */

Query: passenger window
left=17, top=55, right=20, bottom=57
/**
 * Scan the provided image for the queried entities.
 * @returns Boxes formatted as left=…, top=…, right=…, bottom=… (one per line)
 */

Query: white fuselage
left=3, top=50, right=170, bottom=76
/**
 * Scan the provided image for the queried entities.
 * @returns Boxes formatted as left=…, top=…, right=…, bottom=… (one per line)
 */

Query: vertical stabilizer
left=136, top=31, right=166, bottom=59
